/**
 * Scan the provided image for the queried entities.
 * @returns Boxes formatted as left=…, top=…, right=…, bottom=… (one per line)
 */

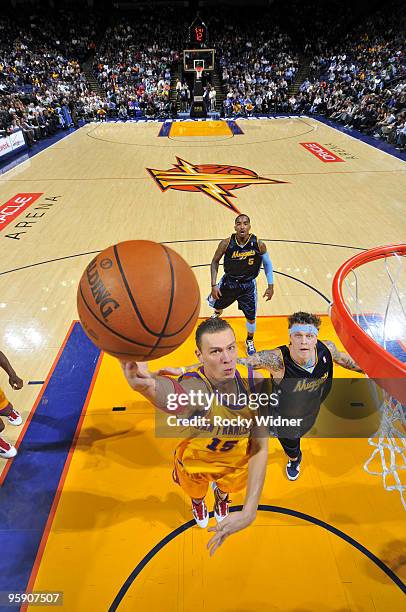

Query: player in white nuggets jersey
left=121, top=318, right=268, bottom=555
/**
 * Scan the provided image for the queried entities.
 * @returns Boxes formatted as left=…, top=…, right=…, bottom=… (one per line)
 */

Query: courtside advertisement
left=0, top=193, right=43, bottom=231
left=300, top=142, right=345, bottom=162
left=0, top=130, right=26, bottom=158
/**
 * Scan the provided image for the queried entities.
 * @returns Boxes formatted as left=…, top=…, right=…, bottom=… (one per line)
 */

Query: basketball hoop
left=331, top=244, right=406, bottom=508
left=195, top=65, right=203, bottom=81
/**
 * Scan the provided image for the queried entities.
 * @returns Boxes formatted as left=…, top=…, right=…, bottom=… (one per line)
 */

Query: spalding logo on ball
left=77, top=240, right=201, bottom=361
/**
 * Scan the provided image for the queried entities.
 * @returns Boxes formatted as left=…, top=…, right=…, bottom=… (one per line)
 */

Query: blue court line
left=227, top=120, right=244, bottom=135
left=28, top=381, right=44, bottom=385
left=0, top=322, right=100, bottom=608
left=109, top=504, right=406, bottom=611
left=158, top=122, right=172, bottom=137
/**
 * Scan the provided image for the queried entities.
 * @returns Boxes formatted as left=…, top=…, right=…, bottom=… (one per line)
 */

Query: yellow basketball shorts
left=173, top=439, right=249, bottom=499
left=0, top=387, right=9, bottom=410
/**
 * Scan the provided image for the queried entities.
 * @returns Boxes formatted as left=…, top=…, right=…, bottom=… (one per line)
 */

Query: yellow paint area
left=170, top=120, right=232, bottom=137
left=29, top=317, right=405, bottom=611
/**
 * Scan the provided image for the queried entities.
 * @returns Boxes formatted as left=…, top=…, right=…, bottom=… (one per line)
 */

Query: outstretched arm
left=207, top=431, right=268, bottom=556
left=155, top=363, right=200, bottom=377
left=323, top=340, right=363, bottom=372
left=120, top=361, right=204, bottom=416
left=0, top=351, right=23, bottom=390
left=237, top=349, right=284, bottom=374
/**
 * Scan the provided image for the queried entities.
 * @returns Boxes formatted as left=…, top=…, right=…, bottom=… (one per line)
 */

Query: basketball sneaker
left=245, top=338, right=256, bottom=356
left=0, top=437, right=17, bottom=459
left=286, top=451, right=302, bottom=481
left=192, top=498, right=209, bottom=528
left=211, top=482, right=230, bottom=523
left=7, top=408, right=23, bottom=426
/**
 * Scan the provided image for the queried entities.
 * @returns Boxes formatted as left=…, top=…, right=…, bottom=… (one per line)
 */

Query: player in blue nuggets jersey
left=238, top=312, right=363, bottom=480
left=208, top=214, right=274, bottom=356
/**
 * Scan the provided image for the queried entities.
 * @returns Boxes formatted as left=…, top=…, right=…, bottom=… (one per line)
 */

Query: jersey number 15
left=206, top=438, right=238, bottom=452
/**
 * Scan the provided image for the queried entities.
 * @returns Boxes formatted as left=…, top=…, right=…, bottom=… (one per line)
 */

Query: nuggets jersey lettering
left=176, top=365, right=258, bottom=474
left=272, top=341, right=333, bottom=436
left=224, top=234, right=262, bottom=281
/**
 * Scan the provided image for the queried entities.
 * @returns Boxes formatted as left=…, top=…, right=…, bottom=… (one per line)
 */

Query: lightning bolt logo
left=147, top=157, right=286, bottom=213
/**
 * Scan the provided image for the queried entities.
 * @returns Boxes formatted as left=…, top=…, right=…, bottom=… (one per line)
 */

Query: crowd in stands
left=296, top=5, right=406, bottom=149
left=210, top=16, right=299, bottom=117
left=0, top=10, right=103, bottom=145
left=93, top=9, right=186, bottom=120
left=0, top=1, right=404, bottom=152
left=212, top=2, right=405, bottom=150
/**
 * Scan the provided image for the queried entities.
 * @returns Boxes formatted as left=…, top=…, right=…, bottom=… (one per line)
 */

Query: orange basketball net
left=195, top=65, right=203, bottom=80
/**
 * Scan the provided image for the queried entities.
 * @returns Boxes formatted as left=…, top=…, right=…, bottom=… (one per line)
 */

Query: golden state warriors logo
left=147, top=157, right=286, bottom=213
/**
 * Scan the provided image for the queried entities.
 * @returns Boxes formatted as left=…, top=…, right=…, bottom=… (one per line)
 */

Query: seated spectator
left=20, top=116, right=36, bottom=146
left=245, top=100, right=254, bottom=116
left=118, top=105, right=128, bottom=120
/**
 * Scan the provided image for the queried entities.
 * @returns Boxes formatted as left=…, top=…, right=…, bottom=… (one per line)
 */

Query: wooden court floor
left=0, top=118, right=404, bottom=611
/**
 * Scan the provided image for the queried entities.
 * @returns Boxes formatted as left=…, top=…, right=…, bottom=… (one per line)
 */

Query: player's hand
left=263, top=286, right=274, bottom=301
left=211, top=285, right=222, bottom=300
left=156, top=367, right=183, bottom=377
left=120, top=361, right=154, bottom=391
left=207, top=510, right=255, bottom=556
left=9, top=373, right=23, bottom=390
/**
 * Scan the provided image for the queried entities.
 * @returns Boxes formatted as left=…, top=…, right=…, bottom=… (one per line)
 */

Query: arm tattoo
left=237, top=350, right=284, bottom=372
left=323, top=340, right=363, bottom=372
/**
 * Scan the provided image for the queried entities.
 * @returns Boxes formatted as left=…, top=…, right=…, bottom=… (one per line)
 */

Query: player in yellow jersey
left=121, top=318, right=269, bottom=555
left=0, top=350, right=24, bottom=459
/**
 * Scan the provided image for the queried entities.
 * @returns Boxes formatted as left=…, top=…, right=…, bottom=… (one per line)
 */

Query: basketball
left=77, top=240, right=201, bottom=361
